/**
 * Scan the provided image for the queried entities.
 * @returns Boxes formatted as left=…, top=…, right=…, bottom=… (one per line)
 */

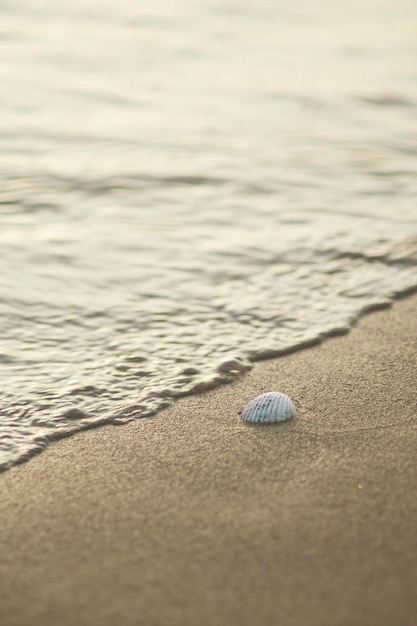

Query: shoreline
left=1, top=295, right=416, bottom=626
left=4, top=286, right=417, bottom=474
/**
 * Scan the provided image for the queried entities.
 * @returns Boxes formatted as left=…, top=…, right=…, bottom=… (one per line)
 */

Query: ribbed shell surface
left=240, top=391, right=296, bottom=423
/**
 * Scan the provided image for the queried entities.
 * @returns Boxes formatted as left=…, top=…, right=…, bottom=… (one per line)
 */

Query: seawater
left=1, top=0, right=417, bottom=470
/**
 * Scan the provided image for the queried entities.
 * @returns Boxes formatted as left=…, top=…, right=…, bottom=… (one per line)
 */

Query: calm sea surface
left=1, top=0, right=417, bottom=469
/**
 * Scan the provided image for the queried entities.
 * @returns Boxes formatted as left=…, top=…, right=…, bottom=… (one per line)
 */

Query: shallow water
left=1, top=0, right=417, bottom=469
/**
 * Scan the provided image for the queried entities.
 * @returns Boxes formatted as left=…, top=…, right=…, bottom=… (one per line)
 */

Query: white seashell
left=240, top=391, right=296, bottom=423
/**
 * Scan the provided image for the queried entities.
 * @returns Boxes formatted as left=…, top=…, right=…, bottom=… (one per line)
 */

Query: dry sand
left=1, top=295, right=416, bottom=626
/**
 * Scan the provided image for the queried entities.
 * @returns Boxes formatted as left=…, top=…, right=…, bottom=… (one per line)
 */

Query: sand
left=1, top=295, right=416, bottom=626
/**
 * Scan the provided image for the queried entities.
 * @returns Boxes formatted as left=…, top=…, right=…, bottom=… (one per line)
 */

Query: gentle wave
left=1, top=0, right=417, bottom=470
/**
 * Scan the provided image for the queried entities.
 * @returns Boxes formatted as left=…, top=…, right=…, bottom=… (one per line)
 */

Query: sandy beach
left=1, top=295, right=416, bottom=626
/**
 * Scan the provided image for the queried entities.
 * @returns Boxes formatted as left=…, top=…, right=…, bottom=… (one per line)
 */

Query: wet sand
left=1, top=295, right=416, bottom=626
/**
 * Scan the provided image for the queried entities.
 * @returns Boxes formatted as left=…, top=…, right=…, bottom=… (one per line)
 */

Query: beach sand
left=1, top=295, right=416, bottom=626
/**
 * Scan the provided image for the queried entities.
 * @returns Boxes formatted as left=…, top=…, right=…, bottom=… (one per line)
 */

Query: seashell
left=240, top=391, right=296, bottom=423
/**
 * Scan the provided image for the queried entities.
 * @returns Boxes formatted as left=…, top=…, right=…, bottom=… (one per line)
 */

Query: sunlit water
left=1, top=0, right=417, bottom=470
